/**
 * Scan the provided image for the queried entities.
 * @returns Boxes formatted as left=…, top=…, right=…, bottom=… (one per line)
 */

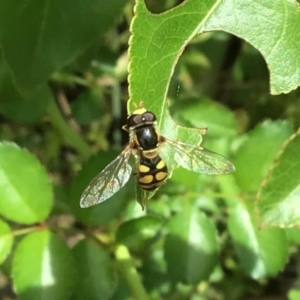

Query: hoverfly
left=80, top=103, right=235, bottom=209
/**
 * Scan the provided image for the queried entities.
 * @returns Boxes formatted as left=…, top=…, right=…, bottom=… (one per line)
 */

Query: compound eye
left=142, top=112, right=156, bottom=122
left=127, top=114, right=142, bottom=127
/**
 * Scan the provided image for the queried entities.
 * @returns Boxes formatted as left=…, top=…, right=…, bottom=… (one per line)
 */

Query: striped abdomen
left=138, top=153, right=168, bottom=191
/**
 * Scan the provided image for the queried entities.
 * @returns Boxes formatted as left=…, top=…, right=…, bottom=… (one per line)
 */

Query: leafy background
left=1, top=0, right=300, bottom=299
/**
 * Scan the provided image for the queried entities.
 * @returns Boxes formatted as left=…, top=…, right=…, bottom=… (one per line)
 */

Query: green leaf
left=70, top=151, right=132, bottom=225
left=170, top=167, right=207, bottom=188
left=204, top=0, right=300, bottom=94
left=122, top=201, right=147, bottom=222
left=13, top=230, right=75, bottom=300
left=116, top=216, right=163, bottom=251
left=0, top=219, right=13, bottom=264
left=0, top=0, right=128, bottom=94
left=129, top=0, right=300, bottom=158
left=0, top=82, right=52, bottom=124
left=0, top=53, right=51, bottom=123
left=76, top=44, right=119, bottom=73
left=0, top=142, right=53, bottom=224
left=71, top=89, right=103, bottom=126
left=172, top=97, right=238, bottom=138
left=128, top=0, right=220, bottom=148
left=285, top=228, right=300, bottom=245
left=257, top=129, right=300, bottom=227
left=228, top=201, right=288, bottom=279
left=139, top=248, right=168, bottom=296
left=72, top=239, right=118, bottom=300
left=128, top=1, right=234, bottom=177
left=289, top=289, right=300, bottom=300
left=234, top=121, right=292, bottom=192
left=164, top=205, right=219, bottom=284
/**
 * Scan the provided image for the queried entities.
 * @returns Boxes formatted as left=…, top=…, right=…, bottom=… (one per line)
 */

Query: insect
left=80, top=103, right=235, bottom=209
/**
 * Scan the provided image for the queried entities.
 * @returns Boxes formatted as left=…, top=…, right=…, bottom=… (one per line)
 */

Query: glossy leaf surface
left=204, top=0, right=300, bottom=94
left=116, top=216, right=163, bottom=251
left=129, top=0, right=300, bottom=148
left=234, top=121, right=292, bottom=192
left=13, top=230, right=75, bottom=300
left=257, top=129, right=300, bottom=227
left=72, top=239, right=117, bottom=300
left=128, top=0, right=299, bottom=177
left=0, top=142, right=53, bottom=224
left=0, top=54, right=51, bottom=123
left=228, top=202, right=288, bottom=279
left=164, top=205, right=219, bottom=284
left=173, top=97, right=237, bottom=138
left=0, top=0, right=128, bottom=94
left=0, top=219, right=13, bottom=264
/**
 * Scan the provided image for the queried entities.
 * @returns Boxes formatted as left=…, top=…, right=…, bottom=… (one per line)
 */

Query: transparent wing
left=160, top=139, right=235, bottom=175
left=80, top=146, right=132, bottom=208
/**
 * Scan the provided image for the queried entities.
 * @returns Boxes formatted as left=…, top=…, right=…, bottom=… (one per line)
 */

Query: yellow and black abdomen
left=138, top=153, right=168, bottom=191
left=132, top=124, right=168, bottom=190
